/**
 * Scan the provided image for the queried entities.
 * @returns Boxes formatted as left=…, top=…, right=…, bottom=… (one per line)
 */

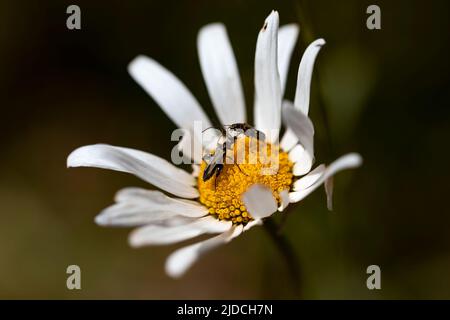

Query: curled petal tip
left=315, top=38, right=326, bottom=46
left=348, top=153, right=363, bottom=167
left=127, top=55, right=147, bottom=75
left=94, top=214, right=107, bottom=226
left=66, top=146, right=85, bottom=168
left=264, top=10, right=279, bottom=25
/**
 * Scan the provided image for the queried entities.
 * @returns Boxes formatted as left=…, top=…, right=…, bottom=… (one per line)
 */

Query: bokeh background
left=1, top=0, right=449, bottom=299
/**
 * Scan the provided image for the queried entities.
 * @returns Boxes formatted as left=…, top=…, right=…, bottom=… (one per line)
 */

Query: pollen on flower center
left=198, top=136, right=294, bottom=224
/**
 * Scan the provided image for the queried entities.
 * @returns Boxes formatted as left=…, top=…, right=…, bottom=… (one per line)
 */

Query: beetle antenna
left=202, top=126, right=217, bottom=134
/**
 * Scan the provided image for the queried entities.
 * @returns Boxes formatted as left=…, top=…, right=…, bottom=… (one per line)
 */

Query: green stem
left=263, top=217, right=302, bottom=298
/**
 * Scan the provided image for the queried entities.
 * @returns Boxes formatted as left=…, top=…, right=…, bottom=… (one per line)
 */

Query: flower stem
left=263, top=217, right=302, bottom=298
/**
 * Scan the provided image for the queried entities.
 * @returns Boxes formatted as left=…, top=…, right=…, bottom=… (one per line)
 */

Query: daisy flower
left=67, top=10, right=362, bottom=278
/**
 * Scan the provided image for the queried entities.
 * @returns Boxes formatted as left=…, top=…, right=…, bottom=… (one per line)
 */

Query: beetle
left=202, top=123, right=266, bottom=187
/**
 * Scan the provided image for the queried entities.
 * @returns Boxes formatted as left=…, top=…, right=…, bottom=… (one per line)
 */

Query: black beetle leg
left=236, top=164, right=248, bottom=176
left=214, top=165, right=223, bottom=190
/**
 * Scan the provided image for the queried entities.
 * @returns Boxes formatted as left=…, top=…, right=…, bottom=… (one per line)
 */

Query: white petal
left=288, top=144, right=304, bottom=163
left=295, top=38, right=325, bottom=115
left=165, top=225, right=241, bottom=278
left=243, top=219, right=263, bottom=231
left=282, top=101, right=314, bottom=161
left=95, top=203, right=183, bottom=227
left=242, top=184, right=278, bottom=219
left=293, top=164, right=325, bottom=191
left=280, top=39, right=325, bottom=150
left=157, top=216, right=198, bottom=228
left=197, top=23, right=246, bottom=125
left=67, top=144, right=198, bottom=199
left=254, top=11, right=281, bottom=143
left=278, top=189, right=290, bottom=211
left=116, top=187, right=207, bottom=216
left=129, top=216, right=232, bottom=247
left=202, top=127, right=224, bottom=151
left=280, top=129, right=298, bottom=152
left=128, top=55, right=212, bottom=142
left=176, top=129, right=203, bottom=164
left=278, top=24, right=299, bottom=95
left=293, top=153, right=314, bottom=176
left=288, top=144, right=314, bottom=176
left=289, top=153, right=362, bottom=203
left=191, top=164, right=200, bottom=177
left=96, top=187, right=207, bottom=227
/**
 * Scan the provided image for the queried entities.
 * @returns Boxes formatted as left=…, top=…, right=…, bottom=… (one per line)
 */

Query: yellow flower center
left=198, top=136, right=294, bottom=224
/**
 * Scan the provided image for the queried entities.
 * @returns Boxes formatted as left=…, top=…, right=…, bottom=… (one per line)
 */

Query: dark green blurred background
left=1, top=0, right=449, bottom=299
